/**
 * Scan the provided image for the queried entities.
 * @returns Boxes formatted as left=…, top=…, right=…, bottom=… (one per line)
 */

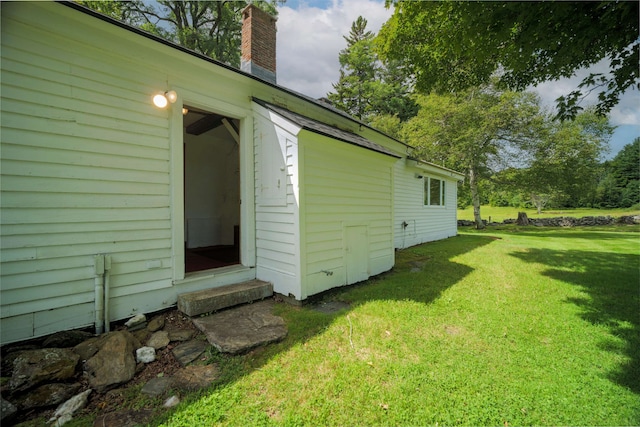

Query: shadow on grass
left=156, top=234, right=497, bottom=424
left=510, top=247, right=640, bottom=395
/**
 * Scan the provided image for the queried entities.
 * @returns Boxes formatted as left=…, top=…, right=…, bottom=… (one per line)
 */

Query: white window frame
left=424, top=176, right=446, bottom=207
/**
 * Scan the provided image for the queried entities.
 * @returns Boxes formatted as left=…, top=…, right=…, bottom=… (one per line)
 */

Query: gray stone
left=125, top=314, right=146, bottom=328
left=48, top=389, right=91, bottom=426
left=9, top=348, right=80, bottom=392
left=85, top=331, right=138, bottom=393
left=136, top=346, right=156, bottom=364
left=163, top=395, right=180, bottom=408
left=168, top=329, right=194, bottom=342
left=141, top=376, right=173, bottom=396
left=147, top=330, right=170, bottom=350
left=1, top=397, right=17, bottom=424
left=172, top=364, right=218, bottom=390
left=178, top=280, right=272, bottom=316
left=192, top=300, right=287, bottom=354
left=42, top=331, right=94, bottom=348
left=73, top=337, right=101, bottom=361
left=172, top=340, right=208, bottom=366
left=131, top=328, right=151, bottom=344
left=147, top=315, right=165, bottom=332
left=17, top=382, right=81, bottom=410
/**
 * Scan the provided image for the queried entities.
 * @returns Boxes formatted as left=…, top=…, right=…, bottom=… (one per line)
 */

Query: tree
left=327, top=17, right=416, bottom=124
left=328, top=17, right=377, bottom=122
left=522, top=110, right=612, bottom=210
left=601, top=138, right=640, bottom=207
left=400, top=84, right=544, bottom=229
left=78, top=1, right=279, bottom=67
left=378, top=1, right=639, bottom=120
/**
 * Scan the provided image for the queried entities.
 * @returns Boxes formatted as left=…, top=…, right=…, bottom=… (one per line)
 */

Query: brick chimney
left=241, top=4, right=277, bottom=84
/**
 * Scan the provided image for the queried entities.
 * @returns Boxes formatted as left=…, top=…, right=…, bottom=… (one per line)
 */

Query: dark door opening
left=183, top=106, right=240, bottom=273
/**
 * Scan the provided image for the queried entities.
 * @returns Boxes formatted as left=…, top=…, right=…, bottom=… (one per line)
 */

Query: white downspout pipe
left=103, top=255, right=112, bottom=332
left=94, top=254, right=105, bottom=335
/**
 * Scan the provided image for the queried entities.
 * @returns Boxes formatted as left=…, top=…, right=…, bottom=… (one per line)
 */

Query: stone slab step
left=192, top=300, right=287, bottom=354
left=177, top=280, right=272, bottom=317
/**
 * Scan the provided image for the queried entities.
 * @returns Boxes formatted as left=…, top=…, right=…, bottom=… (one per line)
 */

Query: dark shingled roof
left=253, top=99, right=400, bottom=158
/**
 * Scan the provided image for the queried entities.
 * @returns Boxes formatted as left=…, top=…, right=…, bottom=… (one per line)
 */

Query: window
left=424, top=177, right=445, bottom=206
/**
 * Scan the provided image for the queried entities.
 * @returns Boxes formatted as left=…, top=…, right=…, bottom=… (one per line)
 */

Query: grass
left=457, top=205, right=640, bottom=223
left=157, top=225, right=640, bottom=426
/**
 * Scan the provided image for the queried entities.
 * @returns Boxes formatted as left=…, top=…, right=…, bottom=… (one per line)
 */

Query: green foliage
left=521, top=109, right=613, bottom=209
left=327, top=17, right=417, bottom=124
left=77, top=0, right=279, bottom=67
left=400, top=83, right=544, bottom=227
left=378, top=1, right=639, bottom=119
left=596, top=138, right=640, bottom=208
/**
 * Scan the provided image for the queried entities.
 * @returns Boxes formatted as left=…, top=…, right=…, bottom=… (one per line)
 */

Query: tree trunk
left=469, top=167, right=484, bottom=229
left=517, top=212, right=529, bottom=226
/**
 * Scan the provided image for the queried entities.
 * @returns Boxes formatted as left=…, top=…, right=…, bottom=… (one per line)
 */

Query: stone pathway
left=192, top=300, right=288, bottom=354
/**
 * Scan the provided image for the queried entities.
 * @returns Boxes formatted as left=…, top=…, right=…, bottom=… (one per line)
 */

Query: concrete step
left=177, top=280, right=273, bottom=317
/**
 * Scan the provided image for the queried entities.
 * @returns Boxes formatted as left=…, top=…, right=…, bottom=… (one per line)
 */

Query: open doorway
left=183, top=106, right=240, bottom=273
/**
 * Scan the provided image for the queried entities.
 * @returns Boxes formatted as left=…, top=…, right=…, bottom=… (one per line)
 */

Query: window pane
left=442, top=181, right=445, bottom=205
left=430, top=178, right=441, bottom=205
left=424, top=178, right=429, bottom=205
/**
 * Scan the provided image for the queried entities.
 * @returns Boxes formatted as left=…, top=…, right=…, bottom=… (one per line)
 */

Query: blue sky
left=275, top=0, right=639, bottom=159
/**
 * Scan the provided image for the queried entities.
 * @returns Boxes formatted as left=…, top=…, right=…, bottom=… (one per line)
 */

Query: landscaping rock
left=9, top=348, right=80, bottom=392
left=172, top=364, right=218, bottom=390
left=141, top=376, right=173, bottom=396
left=1, top=397, right=17, bottom=424
left=147, top=315, right=165, bottom=332
left=163, top=395, right=180, bottom=408
left=42, top=331, right=94, bottom=348
left=147, top=331, right=170, bottom=350
left=16, top=382, right=81, bottom=410
left=136, top=346, right=156, bottom=364
left=73, top=337, right=101, bottom=361
left=84, top=331, right=139, bottom=392
left=168, top=329, right=194, bottom=342
left=125, top=314, right=146, bottom=328
left=172, top=340, right=208, bottom=366
left=131, top=328, right=151, bottom=344
left=48, top=389, right=91, bottom=426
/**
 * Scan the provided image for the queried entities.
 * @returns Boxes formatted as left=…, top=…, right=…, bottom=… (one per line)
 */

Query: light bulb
left=152, top=93, right=168, bottom=109
left=166, top=90, right=178, bottom=104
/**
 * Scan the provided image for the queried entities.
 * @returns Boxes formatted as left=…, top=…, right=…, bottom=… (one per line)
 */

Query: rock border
left=458, top=214, right=640, bottom=227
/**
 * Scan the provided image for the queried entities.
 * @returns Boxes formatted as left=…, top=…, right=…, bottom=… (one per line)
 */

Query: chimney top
left=241, top=4, right=277, bottom=84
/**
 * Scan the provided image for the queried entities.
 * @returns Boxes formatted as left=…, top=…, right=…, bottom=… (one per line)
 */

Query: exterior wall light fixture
left=152, top=90, right=178, bottom=109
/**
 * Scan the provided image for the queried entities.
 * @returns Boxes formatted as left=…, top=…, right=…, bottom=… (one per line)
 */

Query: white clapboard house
left=0, top=1, right=464, bottom=344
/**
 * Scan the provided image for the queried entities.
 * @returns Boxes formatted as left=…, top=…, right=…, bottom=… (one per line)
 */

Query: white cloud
left=530, top=59, right=639, bottom=127
left=276, top=0, right=393, bottom=99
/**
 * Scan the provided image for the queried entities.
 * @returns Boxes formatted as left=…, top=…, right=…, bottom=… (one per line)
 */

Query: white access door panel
left=345, top=225, right=369, bottom=285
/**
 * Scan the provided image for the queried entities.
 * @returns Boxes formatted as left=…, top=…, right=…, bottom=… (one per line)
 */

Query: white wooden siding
left=0, top=4, right=178, bottom=343
left=301, top=133, right=395, bottom=297
left=253, top=112, right=301, bottom=298
left=393, top=160, right=460, bottom=249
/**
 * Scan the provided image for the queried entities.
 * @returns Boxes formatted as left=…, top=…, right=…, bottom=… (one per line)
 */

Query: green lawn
left=458, top=205, right=640, bottom=223
left=156, top=225, right=640, bottom=426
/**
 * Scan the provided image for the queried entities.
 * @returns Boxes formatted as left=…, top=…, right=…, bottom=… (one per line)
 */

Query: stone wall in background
left=457, top=215, right=640, bottom=227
